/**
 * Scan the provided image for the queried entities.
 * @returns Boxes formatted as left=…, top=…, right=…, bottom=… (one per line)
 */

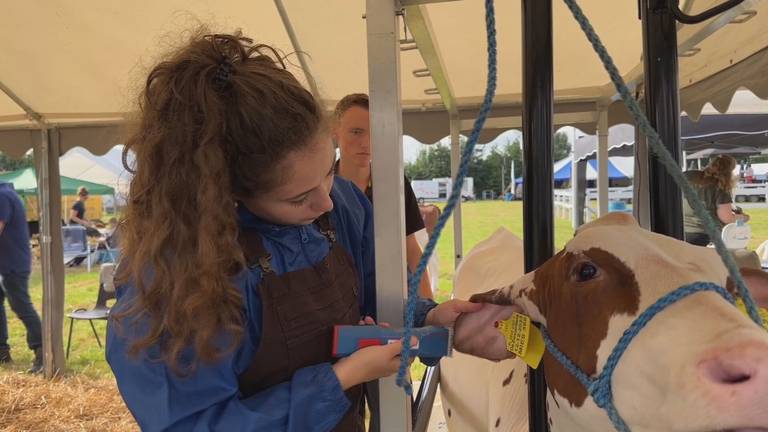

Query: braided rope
left=395, top=0, right=498, bottom=393
left=541, top=282, right=733, bottom=432
left=561, top=0, right=762, bottom=326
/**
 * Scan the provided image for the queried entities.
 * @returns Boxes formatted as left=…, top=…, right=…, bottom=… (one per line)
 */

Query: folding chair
left=62, top=225, right=93, bottom=271
left=66, top=263, right=116, bottom=359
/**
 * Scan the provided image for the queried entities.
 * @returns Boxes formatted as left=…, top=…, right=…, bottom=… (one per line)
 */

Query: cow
left=445, top=212, right=768, bottom=431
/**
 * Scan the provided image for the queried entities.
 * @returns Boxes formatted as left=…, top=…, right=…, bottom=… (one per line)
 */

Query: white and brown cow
left=446, top=213, right=768, bottom=432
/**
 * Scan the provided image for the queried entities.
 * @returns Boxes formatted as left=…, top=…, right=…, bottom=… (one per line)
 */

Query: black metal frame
left=641, top=0, right=685, bottom=239
left=670, top=0, right=745, bottom=24
left=521, top=0, right=554, bottom=430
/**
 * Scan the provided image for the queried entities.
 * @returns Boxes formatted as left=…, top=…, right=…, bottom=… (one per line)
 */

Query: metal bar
left=609, top=0, right=756, bottom=103
left=633, top=118, right=651, bottom=228
left=0, top=80, right=44, bottom=124
left=365, top=1, right=411, bottom=430
left=412, top=365, right=440, bottom=432
left=400, top=0, right=461, bottom=5
left=597, top=110, right=609, bottom=216
left=575, top=159, right=588, bottom=226
left=459, top=111, right=597, bottom=131
left=273, top=0, right=321, bottom=100
left=35, top=128, right=66, bottom=377
left=403, top=4, right=458, bottom=116
left=641, top=0, right=684, bottom=239
left=522, top=0, right=553, bottom=430
left=670, top=0, right=745, bottom=24
left=450, top=115, right=463, bottom=266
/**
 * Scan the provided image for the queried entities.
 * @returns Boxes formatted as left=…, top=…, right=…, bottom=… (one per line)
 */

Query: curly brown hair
left=115, top=29, right=325, bottom=372
left=701, top=155, right=737, bottom=192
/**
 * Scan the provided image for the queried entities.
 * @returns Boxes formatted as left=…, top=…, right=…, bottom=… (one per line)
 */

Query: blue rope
left=540, top=282, right=734, bottom=432
left=395, top=0, right=498, bottom=394
left=560, top=0, right=763, bottom=327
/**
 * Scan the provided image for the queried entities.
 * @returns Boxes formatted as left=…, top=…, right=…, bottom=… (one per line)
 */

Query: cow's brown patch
left=527, top=247, right=641, bottom=407
left=502, top=369, right=514, bottom=386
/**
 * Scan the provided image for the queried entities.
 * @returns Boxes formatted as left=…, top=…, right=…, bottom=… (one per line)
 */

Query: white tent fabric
left=2, top=0, right=768, bottom=151
left=2, top=0, right=768, bottom=378
left=59, top=146, right=132, bottom=198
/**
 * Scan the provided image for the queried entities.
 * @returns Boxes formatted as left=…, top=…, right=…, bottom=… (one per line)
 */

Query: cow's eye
left=576, top=262, right=598, bottom=282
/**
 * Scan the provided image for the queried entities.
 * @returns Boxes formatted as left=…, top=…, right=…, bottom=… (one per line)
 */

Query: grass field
left=3, top=201, right=768, bottom=379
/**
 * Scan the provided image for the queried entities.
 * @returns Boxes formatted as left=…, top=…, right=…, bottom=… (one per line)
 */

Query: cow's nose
left=699, top=342, right=768, bottom=386
left=697, top=341, right=768, bottom=421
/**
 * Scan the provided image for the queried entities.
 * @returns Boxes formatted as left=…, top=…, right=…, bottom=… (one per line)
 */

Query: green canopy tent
left=0, top=167, right=114, bottom=196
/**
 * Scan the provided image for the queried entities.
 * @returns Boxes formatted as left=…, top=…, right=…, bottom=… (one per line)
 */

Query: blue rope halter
left=540, top=282, right=735, bottom=432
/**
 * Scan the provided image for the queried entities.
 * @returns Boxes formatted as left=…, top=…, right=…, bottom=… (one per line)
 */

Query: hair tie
left=213, top=58, right=234, bottom=91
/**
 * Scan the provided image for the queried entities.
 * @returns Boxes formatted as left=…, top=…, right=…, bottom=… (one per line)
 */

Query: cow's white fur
left=442, top=215, right=768, bottom=432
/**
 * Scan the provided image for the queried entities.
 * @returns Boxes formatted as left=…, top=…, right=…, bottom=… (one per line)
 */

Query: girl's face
left=242, top=134, right=336, bottom=226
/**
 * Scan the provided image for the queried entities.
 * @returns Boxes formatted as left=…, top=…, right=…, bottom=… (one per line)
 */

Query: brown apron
left=237, top=214, right=365, bottom=432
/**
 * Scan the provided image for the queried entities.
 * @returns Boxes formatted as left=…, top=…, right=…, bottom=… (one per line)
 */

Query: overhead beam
left=403, top=4, right=458, bottom=116
left=459, top=111, right=598, bottom=131
left=0, top=80, right=45, bottom=124
left=273, top=0, right=321, bottom=100
left=400, top=0, right=461, bottom=5
left=605, top=0, right=758, bottom=103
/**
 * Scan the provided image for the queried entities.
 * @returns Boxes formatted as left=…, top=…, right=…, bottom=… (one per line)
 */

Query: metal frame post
left=365, top=1, right=412, bottom=430
left=640, top=0, right=684, bottom=238
left=34, top=128, right=66, bottom=377
left=597, top=109, right=609, bottom=216
left=522, top=0, right=553, bottom=430
left=450, top=115, right=463, bottom=267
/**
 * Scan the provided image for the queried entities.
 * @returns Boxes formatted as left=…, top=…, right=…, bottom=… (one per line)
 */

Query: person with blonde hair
left=105, top=30, right=484, bottom=431
left=684, top=155, right=750, bottom=246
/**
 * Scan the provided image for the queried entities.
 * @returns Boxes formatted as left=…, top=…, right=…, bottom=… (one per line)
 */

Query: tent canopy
left=0, top=167, right=115, bottom=196
left=574, top=91, right=768, bottom=161
left=2, top=0, right=768, bottom=153
left=59, top=146, right=133, bottom=196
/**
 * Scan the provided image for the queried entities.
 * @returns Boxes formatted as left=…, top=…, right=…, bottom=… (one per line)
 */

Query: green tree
left=0, top=153, right=34, bottom=173
left=553, top=131, right=571, bottom=161
left=405, top=144, right=451, bottom=180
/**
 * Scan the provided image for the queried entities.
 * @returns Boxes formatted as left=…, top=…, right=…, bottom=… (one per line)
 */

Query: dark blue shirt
left=106, top=177, right=438, bottom=431
left=0, top=182, right=31, bottom=274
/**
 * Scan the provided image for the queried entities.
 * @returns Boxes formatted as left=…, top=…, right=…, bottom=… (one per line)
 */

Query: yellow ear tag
left=495, top=312, right=545, bottom=369
left=735, top=298, right=768, bottom=330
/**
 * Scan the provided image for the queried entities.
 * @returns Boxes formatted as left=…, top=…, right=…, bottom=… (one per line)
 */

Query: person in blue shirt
left=0, top=181, right=43, bottom=373
left=106, top=30, right=482, bottom=432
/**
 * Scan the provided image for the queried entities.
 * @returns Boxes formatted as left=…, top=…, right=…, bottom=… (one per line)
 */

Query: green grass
left=4, top=201, right=768, bottom=381
left=2, top=267, right=114, bottom=378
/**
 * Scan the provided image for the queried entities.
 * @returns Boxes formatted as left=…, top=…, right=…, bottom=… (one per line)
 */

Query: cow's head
left=470, top=213, right=768, bottom=431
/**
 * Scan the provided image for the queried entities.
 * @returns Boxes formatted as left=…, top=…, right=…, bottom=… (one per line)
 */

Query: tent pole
left=597, top=109, right=609, bottom=216
left=34, top=128, right=66, bottom=377
left=641, top=0, right=684, bottom=239
left=522, top=0, right=553, bottom=430
left=366, top=0, right=411, bottom=430
left=450, top=115, right=463, bottom=267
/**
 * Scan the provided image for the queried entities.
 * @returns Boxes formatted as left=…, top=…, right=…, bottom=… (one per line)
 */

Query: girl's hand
left=332, top=337, right=418, bottom=390
left=424, top=299, right=484, bottom=327
left=358, top=316, right=390, bottom=327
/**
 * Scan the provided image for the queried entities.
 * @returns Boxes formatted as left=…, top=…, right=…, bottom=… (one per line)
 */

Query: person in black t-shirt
left=333, top=93, right=432, bottom=299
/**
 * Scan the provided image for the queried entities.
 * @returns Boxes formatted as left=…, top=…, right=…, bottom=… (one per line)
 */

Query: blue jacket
left=106, top=177, right=437, bottom=431
left=0, top=182, right=31, bottom=274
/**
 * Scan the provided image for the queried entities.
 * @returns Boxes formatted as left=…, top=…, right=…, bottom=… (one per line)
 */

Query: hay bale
left=0, top=372, right=137, bottom=432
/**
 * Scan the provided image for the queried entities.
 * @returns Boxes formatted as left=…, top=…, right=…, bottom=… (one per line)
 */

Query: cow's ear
left=728, top=268, right=768, bottom=308
left=469, top=288, right=513, bottom=305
